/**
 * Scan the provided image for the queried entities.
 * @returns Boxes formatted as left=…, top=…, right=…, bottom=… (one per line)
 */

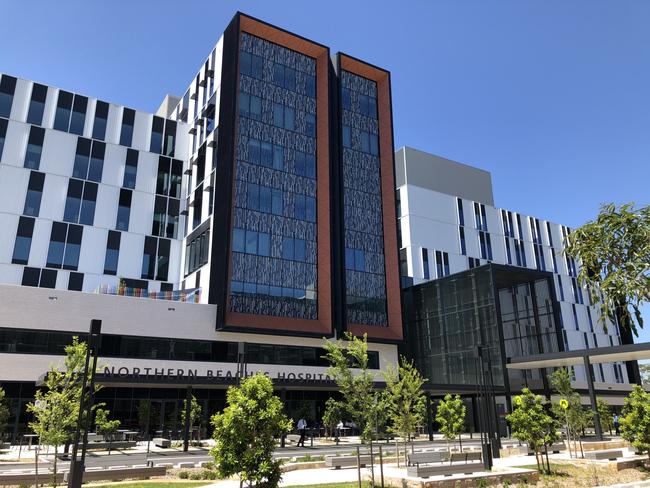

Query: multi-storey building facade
left=0, top=12, right=403, bottom=439
left=396, top=146, right=638, bottom=389
left=0, top=73, right=189, bottom=294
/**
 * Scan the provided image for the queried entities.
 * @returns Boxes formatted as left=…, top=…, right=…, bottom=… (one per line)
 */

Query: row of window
left=231, top=281, right=316, bottom=301
left=184, top=228, right=210, bottom=276
left=341, top=126, right=379, bottom=155
left=239, top=51, right=316, bottom=98
left=243, top=182, right=316, bottom=223
left=345, top=247, right=366, bottom=273
left=245, top=138, right=316, bottom=179
left=0, top=327, right=380, bottom=369
left=232, top=228, right=311, bottom=263
left=341, top=88, right=377, bottom=118
left=421, top=248, right=450, bottom=280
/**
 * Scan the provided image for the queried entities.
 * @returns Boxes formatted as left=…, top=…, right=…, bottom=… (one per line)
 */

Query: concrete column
left=583, top=355, right=603, bottom=441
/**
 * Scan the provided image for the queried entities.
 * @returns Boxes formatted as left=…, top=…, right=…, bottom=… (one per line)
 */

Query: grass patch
left=286, top=484, right=373, bottom=488
left=89, top=483, right=211, bottom=488
left=520, top=463, right=570, bottom=476
left=294, top=454, right=325, bottom=462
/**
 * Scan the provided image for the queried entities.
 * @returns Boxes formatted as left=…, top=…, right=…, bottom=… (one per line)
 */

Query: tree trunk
left=34, top=446, right=38, bottom=488
left=534, top=449, right=541, bottom=472
left=544, top=446, right=551, bottom=474
left=459, top=434, right=463, bottom=452
left=53, top=445, right=58, bottom=488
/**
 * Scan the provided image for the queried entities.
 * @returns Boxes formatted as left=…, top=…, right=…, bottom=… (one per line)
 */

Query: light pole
left=475, top=345, right=493, bottom=470
left=67, top=319, right=102, bottom=488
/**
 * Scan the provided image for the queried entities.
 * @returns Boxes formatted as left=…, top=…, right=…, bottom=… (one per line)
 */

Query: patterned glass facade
left=341, top=70, right=387, bottom=326
left=229, top=33, right=318, bottom=319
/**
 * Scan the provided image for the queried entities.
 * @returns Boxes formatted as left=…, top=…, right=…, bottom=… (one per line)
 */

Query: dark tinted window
left=119, top=108, right=135, bottom=146
left=79, top=182, right=97, bottom=225
left=23, top=171, right=45, bottom=216
left=39, top=268, right=57, bottom=289
left=69, top=95, right=87, bottom=135
left=26, top=83, right=47, bottom=125
left=156, top=238, right=170, bottom=281
left=103, top=230, right=121, bottom=275
left=150, top=116, right=164, bottom=154
left=63, top=224, right=82, bottom=270
left=72, top=138, right=91, bottom=179
left=0, top=75, right=17, bottom=118
left=24, top=126, right=45, bottom=169
left=92, top=101, right=109, bottom=140
left=53, top=90, right=73, bottom=131
left=68, top=272, right=84, bottom=291
left=21, top=267, right=40, bottom=287
left=116, top=189, right=132, bottom=231
left=0, top=117, right=9, bottom=162
left=12, top=216, right=35, bottom=264
left=63, top=179, right=83, bottom=223
left=163, top=119, right=176, bottom=157
left=88, top=141, right=105, bottom=182
left=141, top=236, right=157, bottom=279
left=123, top=149, right=138, bottom=189
left=47, top=222, right=67, bottom=268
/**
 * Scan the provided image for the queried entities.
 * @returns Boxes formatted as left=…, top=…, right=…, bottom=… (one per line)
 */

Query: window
left=21, top=267, right=40, bottom=287
left=342, top=125, right=351, bottom=147
left=123, top=149, right=138, bottom=188
left=457, top=198, right=464, bottom=226
left=68, top=272, right=84, bottom=291
left=294, top=151, right=316, bottom=178
left=192, top=184, right=203, bottom=229
left=23, top=171, right=45, bottom=216
left=283, top=237, right=307, bottom=262
left=92, top=101, right=109, bottom=140
left=0, top=117, right=7, bottom=161
left=572, top=304, right=579, bottom=331
left=54, top=91, right=87, bottom=135
left=0, top=74, right=17, bottom=118
left=516, top=214, right=523, bottom=239
left=150, top=116, right=164, bottom=154
left=26, top=83, right=47, bottom=125
left=116, top=189, right=132, bottom=231
left=422, top=248, right=430, bottom=280
left=546, top=221, right=554, bottom=246
left=239, top=92, right=262, bottom=120
left=305, top=113, right=315, bottom=137
left=557, top=275, right=565, bottom=301
left=272, top=103, right=295, bottom=131
left=345, top=247, right=365, bottom=271
left=156, top=238, right=170, bottom=281
left=12, top=216, right=35, bottom=264
left=435, top=250, right=450, bottom=277
left=163, top=119, right=176, bottom=157
left=72, top=138, right=104, bottom=182
left=232, top=228, right=271, bottom=258
left=505, top=238, right=512, bottom=265
left=141, top=236, right=157, bottom=279
left=103, top=231, right=121, bottom=275
left=53, top=90, right=73, bottom=131
left=459, top=227, right=466, bottom=255
left=63, top=179, right=97, bottom=225
left=478, top=231, right=492, bottom=260
left=119, top=108, right=135, bottom=146
left=153, top=196, right=167, bottom=236
left=24, top=126, right=45, bottom=169
left=185, top=228, right=210, bottom=276
left=46, top=222, right=83, bottom=270
left=240, top=51, right=263, bottom=79
left=474, top=202, right=488, bottom=231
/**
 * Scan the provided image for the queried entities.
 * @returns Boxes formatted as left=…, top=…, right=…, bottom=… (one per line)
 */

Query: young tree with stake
left=436, top=394, right=466, bottom=454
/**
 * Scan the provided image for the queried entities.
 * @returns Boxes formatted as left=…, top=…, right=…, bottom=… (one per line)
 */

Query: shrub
left=178, top=470, right=189, bottom=479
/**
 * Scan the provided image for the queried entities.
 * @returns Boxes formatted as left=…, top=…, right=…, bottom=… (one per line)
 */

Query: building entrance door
left=149, top=400, right=179, bottom=438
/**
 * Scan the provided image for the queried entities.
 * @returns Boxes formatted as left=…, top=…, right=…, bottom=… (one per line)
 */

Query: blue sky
left=2, top=1, right=649, bottom=343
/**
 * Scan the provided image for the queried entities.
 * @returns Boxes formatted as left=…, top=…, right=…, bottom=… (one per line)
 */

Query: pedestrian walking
left=297, top=417, right=307, bottom=447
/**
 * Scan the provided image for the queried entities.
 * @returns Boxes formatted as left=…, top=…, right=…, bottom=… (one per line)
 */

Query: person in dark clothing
left=613, top=414, right=620, bottom=436
left=297, top=418, right=307, bottom=447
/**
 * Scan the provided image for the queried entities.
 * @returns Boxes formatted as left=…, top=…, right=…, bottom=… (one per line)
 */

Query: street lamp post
left=67, top=319, right=102, bottom=488
left=475, top=345, right=493, bottom=470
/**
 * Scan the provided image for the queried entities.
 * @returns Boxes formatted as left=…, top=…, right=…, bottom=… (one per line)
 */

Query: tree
left=322, top=398, right=346, bottom=440
left=564, top=203, right=650, bottom=336
left=383, top=357, right=427, bottom=443
left=211, top=373, right=291, bottom=488
left=620, top=385, right=650, bottom=462
left=0, top=386, right=9, bottom=442
left=597, top=399, right=613, bottom=435
left=27, top=337, right=105, bottom=486
left=95, top=408, right=120, bottom=454
left=323, top=332, right=378, bottom=442
left=181, top=395, right=203, bottom=442
left=436, top=394, right=466, bottom=454
left=506, top=388, right=559, bottom=474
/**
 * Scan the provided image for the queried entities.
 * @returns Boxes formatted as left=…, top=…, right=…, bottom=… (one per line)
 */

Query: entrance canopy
left=506, top=341, right=650, bottom=370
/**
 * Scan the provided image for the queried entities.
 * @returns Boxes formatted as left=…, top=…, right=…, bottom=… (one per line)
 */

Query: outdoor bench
left=86, top=440, right=137, bottom=450
left=407, top=462, right=485, bottom=478
left=585, top=449, right=624, bottom=461
left=154, top=437, right=171, bottom=448
left=407, top=451, right=449, bottom=466
left=527, top=442, right=566, bottom=455
left=325, top=455, right=373, bottom=469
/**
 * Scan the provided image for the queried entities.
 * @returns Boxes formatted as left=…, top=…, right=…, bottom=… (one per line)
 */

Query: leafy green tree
left=95, top=408, right=120, bottom=454
left=181, top=395, right=203, bottom=442
left=597, top=399, right=613, bottom=435
left=564, top=203, right=650, bottom=335
left=507, top=388, right=559, bottom=473
left=383, top=356, right=426, bottom=443
left=323, top=332, right=378, bottom=441
left=436, top=394, right=466, bottom=454
left=28, top=337, right=102, bottom=486
left=620, top=385, right=650, bottom=462
left=0, top=386, right=9, bottom=441
left=211, top=373, right=291, bottom=488
left=322, top=398, right=346, bottom=439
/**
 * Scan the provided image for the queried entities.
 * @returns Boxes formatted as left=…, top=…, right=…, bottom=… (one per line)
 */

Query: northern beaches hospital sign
left=100, top=365, right=338, bottom=384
